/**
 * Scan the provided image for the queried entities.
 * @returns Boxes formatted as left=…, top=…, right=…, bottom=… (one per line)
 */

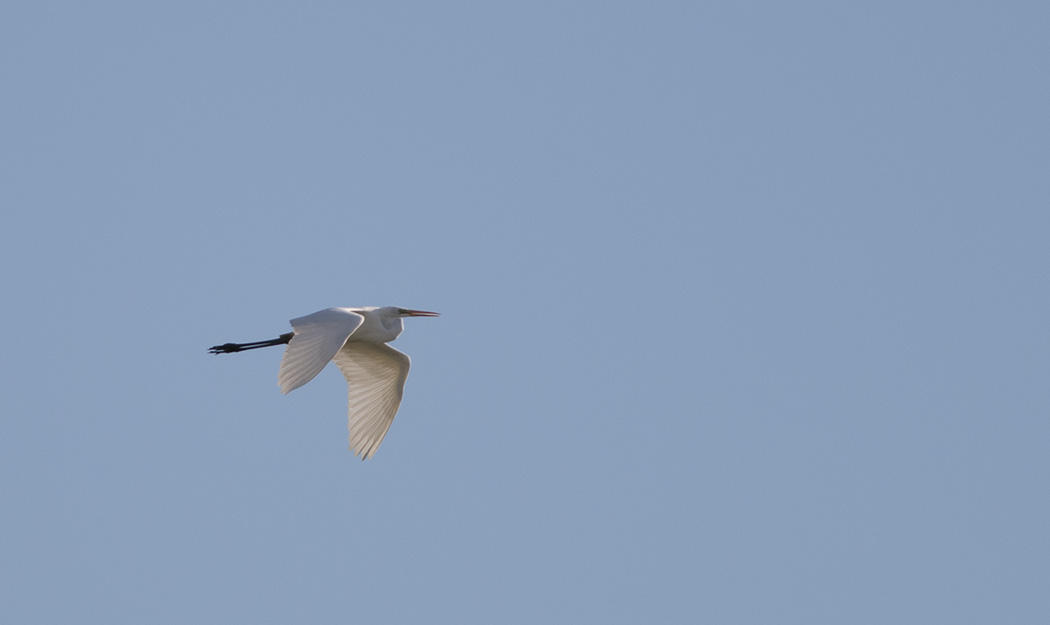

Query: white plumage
left=210, top=306, right=439, bottom=459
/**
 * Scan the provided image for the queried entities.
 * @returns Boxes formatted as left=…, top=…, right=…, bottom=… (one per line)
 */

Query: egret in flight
left=209, top=306, right=439, bottom=459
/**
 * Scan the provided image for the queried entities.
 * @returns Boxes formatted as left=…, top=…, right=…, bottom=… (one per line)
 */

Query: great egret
left=209, top=306, right=439, bottom=459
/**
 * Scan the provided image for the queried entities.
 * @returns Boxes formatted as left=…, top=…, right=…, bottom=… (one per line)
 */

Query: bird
left=209, top=306, right=439, bottom=459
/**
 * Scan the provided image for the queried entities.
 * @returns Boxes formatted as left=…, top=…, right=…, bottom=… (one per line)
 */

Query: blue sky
left=2, top=2, right=1048, bottom=623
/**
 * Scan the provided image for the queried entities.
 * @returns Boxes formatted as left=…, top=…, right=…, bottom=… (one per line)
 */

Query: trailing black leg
left=209, top=332, right=293, bottom=354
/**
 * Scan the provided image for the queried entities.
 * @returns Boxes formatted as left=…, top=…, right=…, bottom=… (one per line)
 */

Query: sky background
left=2, top=2, right=1048, bottom=623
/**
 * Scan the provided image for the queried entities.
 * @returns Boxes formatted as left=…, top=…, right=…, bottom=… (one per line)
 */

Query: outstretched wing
left=278, top=308, right=364, bottom=393
left=332, top=342, right=411, bottom=459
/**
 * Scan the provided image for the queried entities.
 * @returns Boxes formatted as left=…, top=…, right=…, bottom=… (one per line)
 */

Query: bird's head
left=371, top=307, right=439, bottom=335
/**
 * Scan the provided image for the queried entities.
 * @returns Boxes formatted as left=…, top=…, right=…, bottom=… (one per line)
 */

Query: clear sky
left=2, top=2, right=1048, bottom=623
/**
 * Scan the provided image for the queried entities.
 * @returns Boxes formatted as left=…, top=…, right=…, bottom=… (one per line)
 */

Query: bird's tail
left=208, top=332, right=293, bottom=354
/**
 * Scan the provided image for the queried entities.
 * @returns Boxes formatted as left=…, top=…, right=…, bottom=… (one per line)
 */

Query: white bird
left=210, top=306, right=439, bottom=459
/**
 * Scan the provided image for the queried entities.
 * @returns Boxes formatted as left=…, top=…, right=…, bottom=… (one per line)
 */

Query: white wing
left=278, top=308, right=364, bottom=394
left=332, top=342, right=411, bottom=459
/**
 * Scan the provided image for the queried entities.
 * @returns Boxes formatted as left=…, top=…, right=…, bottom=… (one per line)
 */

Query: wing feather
left=332, top=342, right=411, bottom=459
left=278, top=308, right=364, bottom=393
